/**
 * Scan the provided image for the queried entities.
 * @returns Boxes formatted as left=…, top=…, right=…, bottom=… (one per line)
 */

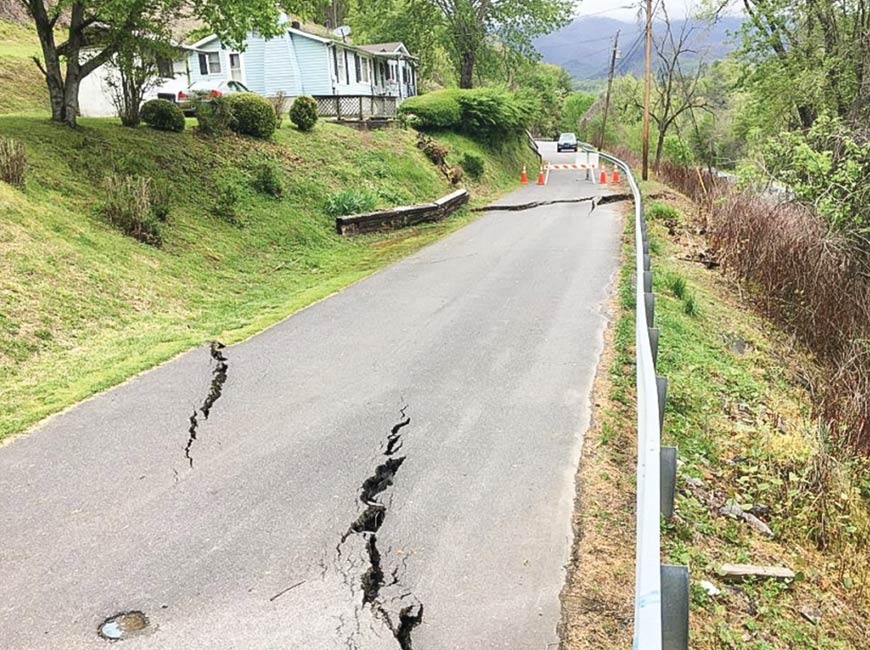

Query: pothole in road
left=98, top=611, right=149, bottom=641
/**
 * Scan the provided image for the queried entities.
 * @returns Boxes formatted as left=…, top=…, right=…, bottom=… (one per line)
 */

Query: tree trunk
left=654, top=125, right=666, bottom=170
left=459, top=49, right=475, bottom=89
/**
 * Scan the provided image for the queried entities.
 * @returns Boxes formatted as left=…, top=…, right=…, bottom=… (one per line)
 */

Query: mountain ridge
left=535, top=15, right=744, bottom=80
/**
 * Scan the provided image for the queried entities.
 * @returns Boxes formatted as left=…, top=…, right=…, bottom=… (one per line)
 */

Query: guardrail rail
left=597, top=150, right=690, bottom=650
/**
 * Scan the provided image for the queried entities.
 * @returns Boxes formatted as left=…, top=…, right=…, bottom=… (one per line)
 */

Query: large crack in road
left=336, top=406, right=423, bottom=649
left=183, top=341, right=229, bottom=468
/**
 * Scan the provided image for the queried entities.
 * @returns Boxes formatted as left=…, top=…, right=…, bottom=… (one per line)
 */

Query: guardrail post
left=661, top=564, right=689, bottom=650
left=656, top=375, right=668, bottom=431
left=643, top=270, right=653, bottom=293
left=645, top=292, right=655, bottom=327
left=643, top=253, right=651, bottom=271
left=660, top=446, right=677, bottom=519
left=648, top=327, right=660, bottom=366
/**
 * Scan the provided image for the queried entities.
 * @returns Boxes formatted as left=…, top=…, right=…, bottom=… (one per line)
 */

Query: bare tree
left=648, top=7, right=711, bottom=168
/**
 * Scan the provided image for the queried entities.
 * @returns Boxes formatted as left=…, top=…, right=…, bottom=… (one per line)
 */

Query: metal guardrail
left=596, top=149, right=689, bottom=650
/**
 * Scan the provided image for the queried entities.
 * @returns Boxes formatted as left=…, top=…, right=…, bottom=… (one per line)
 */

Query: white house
left=78, top=46, right=193, bottom=118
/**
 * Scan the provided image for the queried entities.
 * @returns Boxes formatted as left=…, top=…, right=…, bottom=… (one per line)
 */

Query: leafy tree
left=514, top=62, right=572, bottom=137
left=422, top=0, right=573, bottom=88
left=19, top=0, right=292, bottom=127
left=560, top=91, right=595, bottom=135
left=105, top=33, right=178, bottom=127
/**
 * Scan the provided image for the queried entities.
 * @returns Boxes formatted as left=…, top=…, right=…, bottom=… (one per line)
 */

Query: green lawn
left=0, top=115, right=536, bottom=440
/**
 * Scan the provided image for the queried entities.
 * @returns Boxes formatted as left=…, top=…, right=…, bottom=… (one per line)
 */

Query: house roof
left=358, top=42, right=404, bottom=54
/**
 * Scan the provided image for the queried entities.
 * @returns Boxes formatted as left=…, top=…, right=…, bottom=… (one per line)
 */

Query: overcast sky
left=575, top=0, right=699, bottom=21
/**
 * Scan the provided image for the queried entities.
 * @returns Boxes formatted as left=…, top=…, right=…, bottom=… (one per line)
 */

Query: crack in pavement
left=470, top=193, right=632, bottom=213
left=183, top=341, right=229, bottom=468
left=336, top=406, right=424, bottom=650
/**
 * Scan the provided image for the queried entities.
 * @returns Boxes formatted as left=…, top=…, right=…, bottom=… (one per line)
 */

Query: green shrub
left=398, top=90, right=461, bottom=129
left=99, top=175, right=164, bottom=245
left=195, top=96, right=233, bottom=135
left=140, top=99, right=185, bottom=132
left=646, top=201, right=680, bottom=222
left=224, top=93, right=277, bottom=139
left=213, top=182, right=241, bottom=225
left=289, top=96, right=319, bottom=132
left=324, top=188, right=377, bottom=217
left=399, top=88, right=531, bottom=142
left=455, top=87, right=532, bottom=140
left=0, top=138, right=26, bottom=189
left=251, top=159, right=284, bottom=197
left=460, top=152, right=485, bottom=180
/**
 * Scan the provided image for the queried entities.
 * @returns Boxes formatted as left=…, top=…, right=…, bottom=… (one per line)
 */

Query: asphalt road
left=0, top=142, right=623, bottom=650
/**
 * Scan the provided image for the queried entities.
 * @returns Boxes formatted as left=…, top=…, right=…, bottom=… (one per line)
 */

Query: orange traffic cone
left=536, top=165, right=546, bottom=185
left=599, top=169, right=607, bottom=184
left=612, top=165, right=620, bottom=183
left=520, top=165, right=528, bottom=185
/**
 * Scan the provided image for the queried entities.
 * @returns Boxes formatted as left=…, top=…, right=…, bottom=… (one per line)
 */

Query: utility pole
left=642, top=0, right=653, bottom=180
left=599, top=30, right=620, bottom=150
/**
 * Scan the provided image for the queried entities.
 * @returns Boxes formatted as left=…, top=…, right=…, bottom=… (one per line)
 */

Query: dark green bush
left=251, top=159, right=284, bottom=198
left=398, top=90, right=461, bottom=129
left=289, top=96, right=319, bottom=131
left=195, top=96, right=233, bottom=135
left=99, top=175, right=164, bottom=245
left=460, top=152, right=485, bottom=180
left=324, top=188, right=377, bottom=217
left=141, top=99, right=185, bottom=132
left=224, top=93, right=277, bottom=139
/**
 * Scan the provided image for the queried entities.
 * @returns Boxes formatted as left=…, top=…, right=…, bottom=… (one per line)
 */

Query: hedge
left=141, top=99, right=185, bottom=132
left=398, top=88, right=532, bottom=141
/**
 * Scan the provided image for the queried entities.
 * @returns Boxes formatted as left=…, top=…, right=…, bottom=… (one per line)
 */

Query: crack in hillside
left=471, top=193, right=632, bottom=213
left=183, top=341, right=229, bottom=468
left=336, top=405, right=424, bottom=650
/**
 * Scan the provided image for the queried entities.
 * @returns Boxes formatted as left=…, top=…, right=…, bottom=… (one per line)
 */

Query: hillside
left=0, top=113, right=534, bottom=440
left=535, top=15, right=744, bottom=80
left=0, top=20, right=48, bottom=114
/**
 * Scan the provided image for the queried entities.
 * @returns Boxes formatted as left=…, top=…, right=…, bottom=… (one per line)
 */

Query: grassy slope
left=0, top=21, right=47, bottom=114
left=0, top=114, right=536, bottom=440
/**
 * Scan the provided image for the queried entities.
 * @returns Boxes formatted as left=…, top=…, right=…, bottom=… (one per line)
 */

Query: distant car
left=175, top=80, right=253, bottom=115
left=557, top=132, right=578, bottom=152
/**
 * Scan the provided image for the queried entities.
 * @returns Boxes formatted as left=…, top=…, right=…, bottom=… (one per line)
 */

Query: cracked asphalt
left=0, top=142, right=622, bottom=649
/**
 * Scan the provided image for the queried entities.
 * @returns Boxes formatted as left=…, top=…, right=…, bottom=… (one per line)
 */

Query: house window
left=354, top=53, right=361, bottom=83
left=198, top=51, right=222, bottom=75
left=229, top=53, right=242, bottom=81
left=361, top=58, right=370, bottom=83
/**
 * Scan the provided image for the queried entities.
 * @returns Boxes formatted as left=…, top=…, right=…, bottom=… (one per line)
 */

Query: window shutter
left=198, top=53, right=208, bottom=76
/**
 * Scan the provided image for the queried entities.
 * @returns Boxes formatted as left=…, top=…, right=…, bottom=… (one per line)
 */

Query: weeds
left=324, top=188, right=376, bottom=217
left=250, top=158, right=284, bottom=198
left=669, top=274, right=687, bottom=299
left=657, top=162, right=870, bottom=452
left=0, top=137, right=26, bottom=188
left=99, top=175, right=165, bottom=245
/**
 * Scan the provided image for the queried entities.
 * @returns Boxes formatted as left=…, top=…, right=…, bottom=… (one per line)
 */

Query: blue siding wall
left=292, top=35, right=333, bottom=95
left=243, top=36, right=266, bottom=94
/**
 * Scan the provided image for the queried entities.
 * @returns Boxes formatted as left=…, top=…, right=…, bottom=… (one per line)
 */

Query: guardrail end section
left=660, top=564, right=690, bottom=650
left=660, top=445, right=678, bottom=520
